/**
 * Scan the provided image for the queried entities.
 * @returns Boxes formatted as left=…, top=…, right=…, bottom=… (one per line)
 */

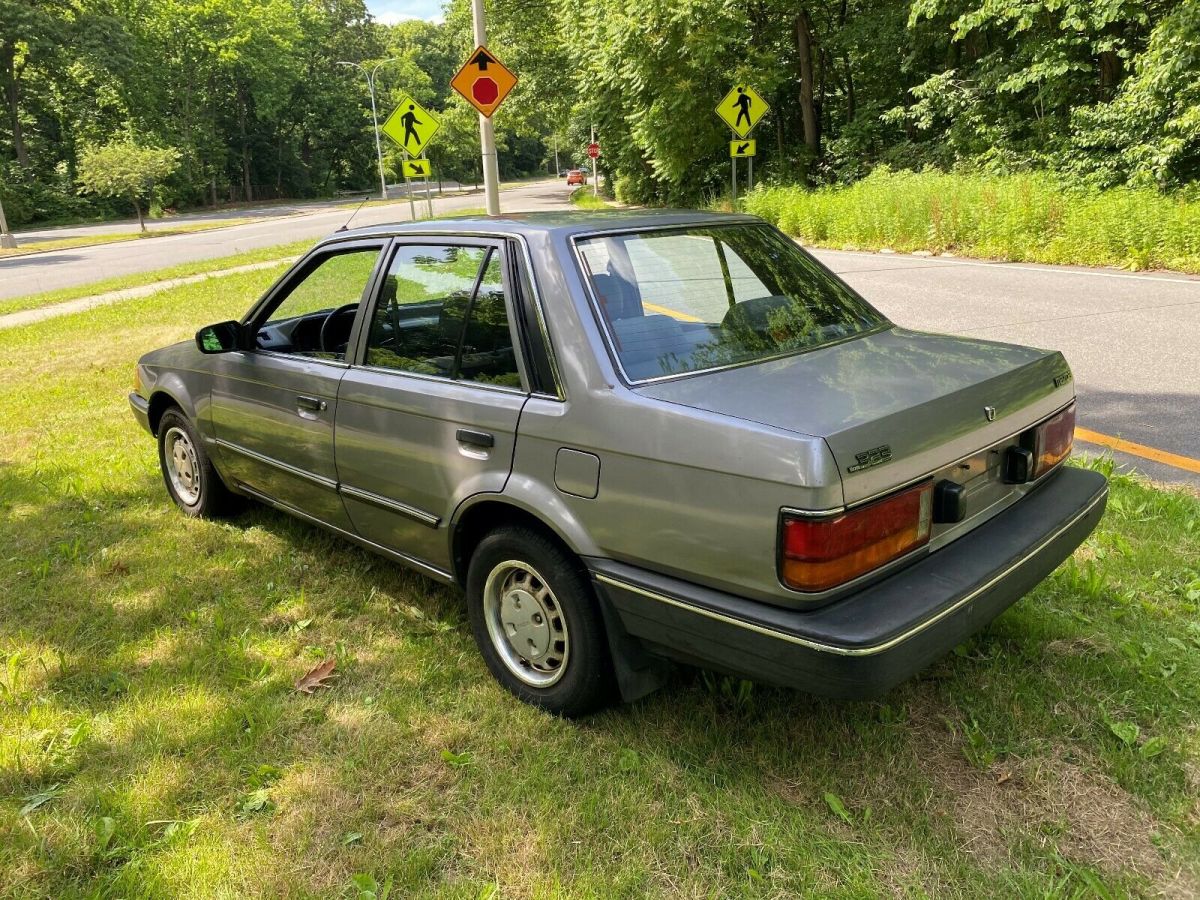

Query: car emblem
left=847, top=444, right=892, bottom=473
left=984, top=405, right=997, bottom=422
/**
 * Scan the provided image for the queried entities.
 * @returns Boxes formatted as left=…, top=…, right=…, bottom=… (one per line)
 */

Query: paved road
left=812, top=248, right=1200, bottom=488
left=0, top=180, right=566, bottom=299
left=8, top=182, right=476, bottom=245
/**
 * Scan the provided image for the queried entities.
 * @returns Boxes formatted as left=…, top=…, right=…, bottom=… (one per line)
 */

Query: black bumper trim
left=128, top=392, right=152, bottom=434
left=592, top=466, right=1107, bottom=698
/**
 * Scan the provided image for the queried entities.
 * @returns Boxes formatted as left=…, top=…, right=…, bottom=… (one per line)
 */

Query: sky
left=367, top=0, right=445, bottom=24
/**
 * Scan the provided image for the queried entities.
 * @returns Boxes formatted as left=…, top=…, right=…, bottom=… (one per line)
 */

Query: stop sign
left=587, top=142, right=600, bottom=159
left=472, top=77, right=499, bottom=106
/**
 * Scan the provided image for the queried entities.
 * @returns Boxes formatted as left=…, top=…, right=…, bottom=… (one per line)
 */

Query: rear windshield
left=576, top=224, right=887, bottom=381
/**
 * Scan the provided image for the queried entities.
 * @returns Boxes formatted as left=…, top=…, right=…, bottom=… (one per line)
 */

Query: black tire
left=466, top=525, right=616, bottom=717
left=156, top=408, right=241, bottom=518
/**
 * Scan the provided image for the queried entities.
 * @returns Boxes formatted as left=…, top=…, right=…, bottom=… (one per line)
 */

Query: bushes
left=744, top=169, right=1200, bottom=272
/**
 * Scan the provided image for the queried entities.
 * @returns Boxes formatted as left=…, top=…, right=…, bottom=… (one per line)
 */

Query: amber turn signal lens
left=1032, top=402, right=1075, bottom=478
left=780, top=482, right=933, bottom=592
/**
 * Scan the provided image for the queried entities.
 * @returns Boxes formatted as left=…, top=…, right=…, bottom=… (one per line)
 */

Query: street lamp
left=338, top=58, right=402, bottom=202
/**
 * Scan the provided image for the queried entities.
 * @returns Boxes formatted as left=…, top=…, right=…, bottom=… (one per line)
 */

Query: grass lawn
left=570, top=187, right=613, bottom=210
left=1, top=270, right=1199, bottom=897
left=0, top=220, right=257, bottom=259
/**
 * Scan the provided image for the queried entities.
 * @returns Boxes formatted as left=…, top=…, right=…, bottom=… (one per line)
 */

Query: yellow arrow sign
left=381, top=96, right=441, bottom=154
left=716, top=85, right=769, bottom=139
left=401, top=158, right=431, bottom=179
left=450, top=45, right=518, bottom=118
left=730, top=139, right=756, bottom=158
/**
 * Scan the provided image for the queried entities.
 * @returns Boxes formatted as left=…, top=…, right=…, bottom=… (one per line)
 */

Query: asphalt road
left=0, top=179, right=567, bottom=300
left=9, top=182, right=476, bottom=246
left=812, top=248, right=1200, bottom=488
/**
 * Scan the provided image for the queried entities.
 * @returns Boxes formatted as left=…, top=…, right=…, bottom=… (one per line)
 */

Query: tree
left=77, top=141, right=180, bottom=231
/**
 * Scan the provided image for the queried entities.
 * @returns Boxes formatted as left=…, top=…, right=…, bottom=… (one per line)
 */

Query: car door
left=208, top=239, right=388, bottom=530
left=334, top=239, right=529, bottom=572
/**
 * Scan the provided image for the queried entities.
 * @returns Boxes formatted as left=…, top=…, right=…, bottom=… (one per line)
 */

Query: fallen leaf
left=994, top=770, right=1012, bottom=785
left=295, top=658, right=337, bottom=694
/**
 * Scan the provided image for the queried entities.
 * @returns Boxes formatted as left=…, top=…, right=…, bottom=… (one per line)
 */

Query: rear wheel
left=466, top=526, right=615, bottom=716
left=157, top=408, right=240, bottom=518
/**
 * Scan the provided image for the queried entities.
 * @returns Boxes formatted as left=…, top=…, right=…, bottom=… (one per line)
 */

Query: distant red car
left=566, top=169, right=586, bottom=186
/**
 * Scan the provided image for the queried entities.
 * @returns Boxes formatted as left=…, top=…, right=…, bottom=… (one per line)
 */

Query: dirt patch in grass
left=906, top=694, right=1194, bottom=890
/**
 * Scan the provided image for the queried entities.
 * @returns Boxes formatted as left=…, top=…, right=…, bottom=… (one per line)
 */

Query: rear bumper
left=591, top=466, right=1107, bottom=699
left=129, top=392, right=152, bottom=434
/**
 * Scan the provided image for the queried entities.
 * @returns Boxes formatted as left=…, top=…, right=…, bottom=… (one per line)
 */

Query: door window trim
left=347, top=236, right=533, bottom=395
left=239, top=237, right=391, bottom=368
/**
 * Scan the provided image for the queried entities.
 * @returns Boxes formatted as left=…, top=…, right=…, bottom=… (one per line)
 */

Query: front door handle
left=456, top=428, right=494, bottom=448
left=296, top=395, right=327, bottom=412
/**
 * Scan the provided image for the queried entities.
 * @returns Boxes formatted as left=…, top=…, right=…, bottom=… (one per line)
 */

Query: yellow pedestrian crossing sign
left=402, top=158, right=432, bottom=179
left=382, top=96, right=441, bottom=154
left=716, top=85, right=768, bottom=139
left=730, top=139, right=756, bottom=158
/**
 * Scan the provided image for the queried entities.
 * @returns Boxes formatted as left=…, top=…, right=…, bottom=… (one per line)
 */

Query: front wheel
left=157, top=408, right=241, bottom=518
left=466, top=526, right=615, bottom=717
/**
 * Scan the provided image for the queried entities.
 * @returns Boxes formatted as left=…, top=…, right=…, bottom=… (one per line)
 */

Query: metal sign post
left=451, top=12, right=519, bottom=216
left=717, top=86, right=768, bottom=212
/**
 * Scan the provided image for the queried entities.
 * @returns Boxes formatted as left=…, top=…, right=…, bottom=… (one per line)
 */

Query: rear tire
left=157, top=408, right=241, bottom=518
left=466, top=525, right=615, bottom=717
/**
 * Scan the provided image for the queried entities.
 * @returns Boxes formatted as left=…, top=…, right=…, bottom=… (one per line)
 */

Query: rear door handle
left=456, top=428, right=494, bottom=448
left=296, top=395, right=327, bottom=412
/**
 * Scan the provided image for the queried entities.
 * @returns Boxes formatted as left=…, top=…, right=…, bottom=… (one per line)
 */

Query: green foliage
left=746, top=169, right=1200, bottom=272
left=76, top=142, right=180, bottom=230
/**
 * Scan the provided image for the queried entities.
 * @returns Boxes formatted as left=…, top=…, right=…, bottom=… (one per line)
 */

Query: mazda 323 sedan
left=130, top=211, right=1107, bottom=716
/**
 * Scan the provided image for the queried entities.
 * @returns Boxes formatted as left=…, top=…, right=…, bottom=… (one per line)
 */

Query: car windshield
left=576, top=224, right=888, bottom=381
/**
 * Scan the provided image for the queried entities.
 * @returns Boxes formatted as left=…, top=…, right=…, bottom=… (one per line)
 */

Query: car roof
left=328, top=209, right=761, bottom=243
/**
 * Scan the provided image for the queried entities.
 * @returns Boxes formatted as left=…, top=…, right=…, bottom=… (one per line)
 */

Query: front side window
left=364, top=244, right=522, bottom=388
left=577, top=225, right=887, bottom=381
left=255, top=247, right=382, bottom=360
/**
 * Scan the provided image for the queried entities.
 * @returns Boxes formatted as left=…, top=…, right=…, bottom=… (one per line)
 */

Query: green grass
left=570, top=186, right=613, bottom=210
left=744, top=170, right=1200, bottom=273
left=2, top=271, right=1199, bottom=896
left=0, top=220, right=257, bottom=259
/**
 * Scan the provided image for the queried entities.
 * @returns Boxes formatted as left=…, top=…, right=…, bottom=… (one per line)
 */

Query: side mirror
left=195, top=320, right=244, bottom=354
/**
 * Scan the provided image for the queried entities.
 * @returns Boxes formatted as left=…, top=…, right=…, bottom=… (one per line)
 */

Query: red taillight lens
left=1032, top=403, right=1075, bottom=478
left=780, top=482, right=933, bottom=592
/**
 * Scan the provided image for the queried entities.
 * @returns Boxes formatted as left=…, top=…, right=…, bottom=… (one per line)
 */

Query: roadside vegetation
left=744, top=170, right=1200, bottom=272
left=1, top=267, right=1198, bottom=897
left=569, top=186, right=613, bottom=210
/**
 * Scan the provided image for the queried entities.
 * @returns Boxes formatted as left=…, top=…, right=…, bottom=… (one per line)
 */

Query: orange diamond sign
left=451, top=45, right=518, bottom=118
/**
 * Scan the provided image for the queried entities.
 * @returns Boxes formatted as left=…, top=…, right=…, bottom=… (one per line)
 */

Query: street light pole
left=470, top=0, right=501, bottom=216
left=338, top=58, right=402, bottom=204
left=0, top=195, right=15, bottom=250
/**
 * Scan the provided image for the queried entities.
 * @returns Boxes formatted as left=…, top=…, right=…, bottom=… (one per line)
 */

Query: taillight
left=1031, top=402, right=1075, bottom=478
left=780, top=482, right=933, bottom=592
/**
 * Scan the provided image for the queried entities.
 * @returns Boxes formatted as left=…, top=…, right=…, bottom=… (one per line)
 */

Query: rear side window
left=577, top=224, right=886, bottom=381
left=364, top=244, right=523, bottom=389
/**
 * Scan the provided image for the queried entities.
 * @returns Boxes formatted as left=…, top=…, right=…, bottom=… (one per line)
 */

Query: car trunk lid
left=636, top=328, right=1074, bottom=505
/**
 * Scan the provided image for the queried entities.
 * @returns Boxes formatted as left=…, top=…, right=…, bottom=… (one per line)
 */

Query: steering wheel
left=319, top=303, right=359, bottom=353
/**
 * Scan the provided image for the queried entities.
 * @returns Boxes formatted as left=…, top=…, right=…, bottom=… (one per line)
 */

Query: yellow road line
left=643, top=301, right=703, bottom=322
left=1076, top=426, right=1200, bottom=475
